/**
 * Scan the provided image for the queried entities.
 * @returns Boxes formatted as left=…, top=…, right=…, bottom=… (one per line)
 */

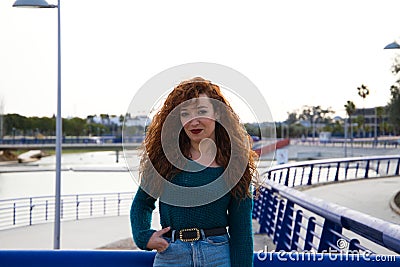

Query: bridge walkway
left=0, top=176, right=399, bottom=251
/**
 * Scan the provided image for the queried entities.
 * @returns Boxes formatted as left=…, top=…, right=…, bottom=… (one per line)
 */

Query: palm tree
left=357, top=84, right=370, bottom=137
left=376, top=106, right=385, bottom=136
left=344, top=101, right=356, bottom=156
left=344, top=100, right=356, bottom=138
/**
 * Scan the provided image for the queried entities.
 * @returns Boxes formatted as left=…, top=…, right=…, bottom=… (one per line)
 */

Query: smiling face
left=180, top=94, right=218, bottom=145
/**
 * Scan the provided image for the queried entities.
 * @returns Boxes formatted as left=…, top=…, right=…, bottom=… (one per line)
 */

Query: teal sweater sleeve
left=130, top=187, right=157, bottom=250
left=228, top=196, right=254, bottom=267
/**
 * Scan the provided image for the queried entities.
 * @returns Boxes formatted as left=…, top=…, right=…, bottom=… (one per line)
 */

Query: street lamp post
left=13, top=0, right=62, bottom=249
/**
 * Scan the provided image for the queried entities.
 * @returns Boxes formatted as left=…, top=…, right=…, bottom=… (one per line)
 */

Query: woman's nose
left=188, top=117, right=200, bottom=126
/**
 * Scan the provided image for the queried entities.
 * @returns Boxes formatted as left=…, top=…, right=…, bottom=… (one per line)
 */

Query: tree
left=387, top=84, right=400, bottom=134
left=387, top=55, right=400, bottom=134
left=357, top=84, right=370, bottom=137
left=376, top=106, right=385, bottom=135
left=298, top=105, right=334, bottom=139
left=344, top=100, right=356, bottom=139
left=285, top=112, right=298, bottom=125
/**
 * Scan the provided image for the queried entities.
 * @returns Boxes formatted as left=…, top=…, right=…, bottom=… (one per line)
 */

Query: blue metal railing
left=0, top=192, right=134, bottom=230
left=0, top=250, right=398, bottom=267
left=265, top=155, right=400, bottom=187
left=252, top=179, right=400, bottom=254
left=1, top=155, right=400, bottom=265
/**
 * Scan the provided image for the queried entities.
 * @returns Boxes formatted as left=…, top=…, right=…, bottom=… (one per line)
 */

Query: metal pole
left=374, top=107, right=378, bottom=146
left=53, top=0, right=62, bottom=249
left=344, top=117, right=347, bottom=157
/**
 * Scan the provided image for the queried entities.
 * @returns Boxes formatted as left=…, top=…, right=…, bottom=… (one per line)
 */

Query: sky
left=1, top=0, right=400, bottom=122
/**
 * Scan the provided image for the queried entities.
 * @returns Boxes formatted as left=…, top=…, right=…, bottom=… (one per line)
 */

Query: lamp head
left=384, top=41, right=400, bottom=50
left=13, top=0, right=56, bottom=8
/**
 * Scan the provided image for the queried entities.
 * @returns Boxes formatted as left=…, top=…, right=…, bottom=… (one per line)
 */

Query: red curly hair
left=139, top=77, right=259, bottom=199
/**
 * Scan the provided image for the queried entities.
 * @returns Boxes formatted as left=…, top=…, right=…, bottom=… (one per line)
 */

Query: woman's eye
left=198, top=109, right=208, bottom=115
left=180, top=112, right=189, bottom=117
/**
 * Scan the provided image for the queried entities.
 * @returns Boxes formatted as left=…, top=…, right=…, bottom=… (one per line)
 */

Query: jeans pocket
left=158, top=237, right=172, bottom=254
left=205, top=234, right=229, bottom=246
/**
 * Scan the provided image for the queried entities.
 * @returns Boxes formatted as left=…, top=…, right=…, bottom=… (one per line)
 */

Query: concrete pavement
left=302, top=176, right=400, bottom=225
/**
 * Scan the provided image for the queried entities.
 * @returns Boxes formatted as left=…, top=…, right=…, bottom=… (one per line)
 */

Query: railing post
left=76, top=195, right=79, bottom=220
left=13, top=202, right=16, bottom=225
left=276, top=201, right=294, bottom=251
left=284, top=169, right=290, bottom=186
left=396, top=158, right=400, bottom=176
left=307, top=165, right=314, bottom=185
left=364, top=160, right=370, bottom=178
left=290, top=210, right=303, bottom=251
left=258, top=188, right=270, bottom=234
left=29, top=198, right=33, bottom=226
left=348, top=238, right=361, bottom=252
left=45, top=200, right=48, bottom=221
left=334, top=162, right=340, bottom=182
left=273, top=199, right=286, bottom=244
left=304, top=217, right=316, bottom=251
left=318, top=219, right=342, bottom=252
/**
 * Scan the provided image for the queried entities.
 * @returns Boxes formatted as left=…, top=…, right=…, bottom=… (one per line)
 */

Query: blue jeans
left=153, top=230, right=231, bottom=267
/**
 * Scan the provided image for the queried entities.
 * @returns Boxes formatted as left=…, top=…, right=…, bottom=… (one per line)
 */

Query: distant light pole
left=13, top=0, right=62, bottom=249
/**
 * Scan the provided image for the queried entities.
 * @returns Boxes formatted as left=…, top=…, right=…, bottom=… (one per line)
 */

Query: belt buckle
left=179, top=228, right=200, bottom=242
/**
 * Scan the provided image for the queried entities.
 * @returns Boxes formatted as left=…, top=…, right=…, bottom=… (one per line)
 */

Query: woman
left=130, top=77, right=259, bottom=266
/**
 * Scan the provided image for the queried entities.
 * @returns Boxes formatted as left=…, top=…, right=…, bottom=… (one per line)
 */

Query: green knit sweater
left=130, top=165, right=253, bottom=267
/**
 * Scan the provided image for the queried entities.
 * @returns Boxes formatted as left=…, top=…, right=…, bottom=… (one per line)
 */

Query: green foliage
left=387, top=84, right=400, bottom=133
left=2, top=114, right=124, bottom=137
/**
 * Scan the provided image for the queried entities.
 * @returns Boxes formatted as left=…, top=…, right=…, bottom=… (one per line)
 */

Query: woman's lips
left=190, top=129, right=202, bottom=134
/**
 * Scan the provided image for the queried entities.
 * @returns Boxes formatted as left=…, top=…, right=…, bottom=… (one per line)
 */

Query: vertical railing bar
left=386, top=160, right=390, bottom=176
left=307, top=165, right=314, bottom=186
left=317, top=165, right=322, bottom=183
left=118, top=193, right=121, bottom=216
left=304, top=217, right=316, bottom=251
left=13, top=202, right=16, bottom=226
left=292, top=168, right=297, bottom=187
left=45, top=200, right=48, bottom=221
left=326, top=165, right=331, bottom=182
left=76, top=195, right=79, bottom=221
left=334, top=162, right=340, bottom=182
left=376, top=160, right=380, bottom=176
left=90, top=198, right=93, bottom=217
left=355, top=162, right=359, bottom=177
left=29, top=198, right=33, bottom=226
left=364, top=160, right=370, bottom=178
left=103, top=197, right=106, bottom=215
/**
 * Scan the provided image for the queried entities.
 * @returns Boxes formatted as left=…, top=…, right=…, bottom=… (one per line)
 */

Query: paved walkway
left=302, top=176, right=400, bottom=225
left=0, top=216, right=133, bottom=250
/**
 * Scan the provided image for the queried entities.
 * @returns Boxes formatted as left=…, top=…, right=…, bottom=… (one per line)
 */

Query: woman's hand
left=146, top=226, right=171, bottom=252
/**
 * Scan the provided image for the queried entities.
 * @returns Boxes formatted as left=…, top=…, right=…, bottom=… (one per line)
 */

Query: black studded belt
left=163, top=227, right=227, bottom=242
